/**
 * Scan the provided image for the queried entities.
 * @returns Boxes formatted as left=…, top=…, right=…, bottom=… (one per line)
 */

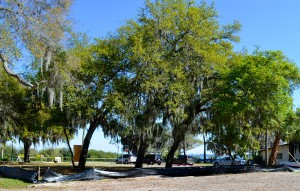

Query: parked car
left=212, top=155, right=246, bottom=167
left=279, top=158, right=300, bottom=167
left=172, top=155, right=193, bottom=166
left=115, top=154, right=137, bottom=164
left=143, top=154, right=162, bottom=165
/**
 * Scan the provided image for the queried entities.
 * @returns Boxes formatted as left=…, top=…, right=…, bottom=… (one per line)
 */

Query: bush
left=0, top=144, right=21, bottom=159
left=0, top=158, right=9, bottom=162
left=253, top=153, right=263, bottom=165
left=87, top=149, right=116, bottom=158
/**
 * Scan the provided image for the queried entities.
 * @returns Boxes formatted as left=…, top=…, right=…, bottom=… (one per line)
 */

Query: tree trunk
left=23, top=140, right=31, bottom=162
left=165, top=136, right=182, bottom=168
left=63, top=126, right=75, bottom=168
left=78, top=119, right=98, bottom=169
left=203, top=134, right=206, bottom=162
left=268, top=132, right=281, bottom=166
left=135, top=131, right=148, bottom=168
left=183, top=137, right=186, bottom=156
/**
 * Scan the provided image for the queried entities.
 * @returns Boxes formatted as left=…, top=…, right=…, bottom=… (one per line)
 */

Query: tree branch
left=0, top=53, right=33, bottom=87
left=0, top=6, right=29, bottom=32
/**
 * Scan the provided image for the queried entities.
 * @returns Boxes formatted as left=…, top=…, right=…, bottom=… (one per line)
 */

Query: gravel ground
left=23, top=171, right=300, bottom=191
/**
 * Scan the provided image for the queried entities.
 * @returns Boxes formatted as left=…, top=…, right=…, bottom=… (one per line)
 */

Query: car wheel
left=124, top=160, right=128, bottom=164
left=214, top=162, right=219, bottom=167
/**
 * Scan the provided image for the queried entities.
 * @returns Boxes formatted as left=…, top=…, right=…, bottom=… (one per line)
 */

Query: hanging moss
left=47, top=87, right=55, bottom=108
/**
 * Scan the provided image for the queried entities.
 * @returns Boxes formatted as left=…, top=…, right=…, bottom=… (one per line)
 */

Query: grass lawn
left=0, top=178, right=31, bottom=190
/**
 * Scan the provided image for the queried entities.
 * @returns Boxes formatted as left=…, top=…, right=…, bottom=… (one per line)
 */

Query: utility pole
left=203, top=134, right=206, bottom=162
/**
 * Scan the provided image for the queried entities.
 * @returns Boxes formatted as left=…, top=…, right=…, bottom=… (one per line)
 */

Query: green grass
left=0, top=178, right=31, bottom=190
left=194, top=163, right=213, bottom=167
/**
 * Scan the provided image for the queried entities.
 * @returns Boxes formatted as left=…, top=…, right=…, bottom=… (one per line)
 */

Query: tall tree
left=68, top=32, right=133, bottom=169
left=210, top=50, right=300, bottom=165
left=1, top=0, right=75, bottom=158
left=130, top=0, right=240, bottom=168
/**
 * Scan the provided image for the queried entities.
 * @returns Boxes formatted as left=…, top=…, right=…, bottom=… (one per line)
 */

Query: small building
left=260, top=142, right=300, bottom=164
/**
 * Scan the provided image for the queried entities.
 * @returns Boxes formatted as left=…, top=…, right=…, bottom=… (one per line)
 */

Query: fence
left=33, top=157, right=116, bottom=163
left=9, top=156, right=116, bottom=163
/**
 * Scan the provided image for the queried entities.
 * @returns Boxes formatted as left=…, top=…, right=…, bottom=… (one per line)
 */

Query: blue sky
left=27, top=0, right=300, bottom=153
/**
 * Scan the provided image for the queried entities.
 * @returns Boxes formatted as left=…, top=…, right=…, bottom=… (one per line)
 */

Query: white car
left=279, top=158, right=300, bottom=167
left=212, top=155, right=246, bottom=167
left=115, top=154, right=137, bottom=164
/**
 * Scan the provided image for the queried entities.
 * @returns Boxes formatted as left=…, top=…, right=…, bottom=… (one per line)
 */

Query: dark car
left=173, top=155, right=193, bottom=166
left=143, top=154, right=162, bottom=165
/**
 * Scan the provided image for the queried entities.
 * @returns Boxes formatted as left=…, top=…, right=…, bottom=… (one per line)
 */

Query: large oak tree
left=210, top=50, right=300, bottom=165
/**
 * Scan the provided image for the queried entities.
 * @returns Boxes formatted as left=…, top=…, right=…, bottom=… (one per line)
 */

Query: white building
left=260, top=143, right=300, bottom=164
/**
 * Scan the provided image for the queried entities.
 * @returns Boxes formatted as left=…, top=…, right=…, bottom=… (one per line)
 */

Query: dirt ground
left=20, top=171, right=300, bottom=191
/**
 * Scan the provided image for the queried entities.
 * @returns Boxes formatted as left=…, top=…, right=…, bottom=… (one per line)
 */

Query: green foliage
left=0, top=158, right=8, bottom=162
left=252, top=153, right=264, bottom=164
left=37, top=147, right=115, bottom=159
left=38, top=148, right=71, bottom=158
left=283, top=108, right=300, bottom=142
left=94, top=0, right=242, bottom=167
left=209, top=50, right=300, bottom=155
left=57, top=147, right=72, bottom=158
left=0, top=0, right=72, bottom=62
left=133, top=0, right=240, bottom=112
left=0, top=0, right=81, bottom=158
left=87, top=149, right=116, bottom=158
left=38, top=148, right=56, bottom=157
left=0, top=144, right=22, bottom=160
left=0, top=67, right=27, bottom=144
left=2, top=0, right=300, bottom=167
